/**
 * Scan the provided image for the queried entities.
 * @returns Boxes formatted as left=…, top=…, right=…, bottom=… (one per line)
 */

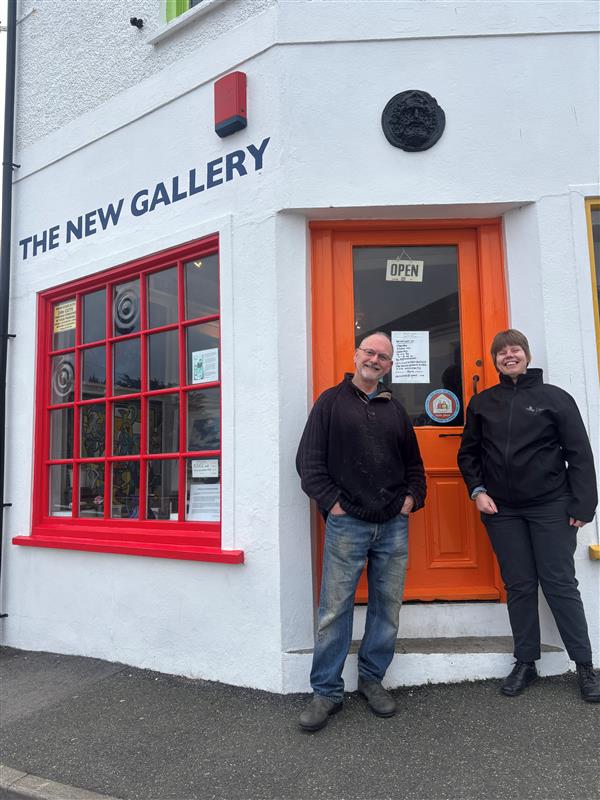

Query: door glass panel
left=148, top=395, right=179, bottom=454
left=148, top=267, right=178, bottom=328
left=81, top=346, right=106, bottom=399
left=185, top=255, right=219, bottom=320
left=113, top=338, right=141, bottom=395
left=83, top=289, right=106, bottom=343
left=51, top=354, right=75, bottom=404
left=111, top=461, right=139, bottom=519
left=147, top=459, right=179, bottom=520
left=353, top=246, right=464, bottom=426
left=81, top=403, right=105, bottom=458
left=113, top=400, right=141, bottom=456
left=50, top=408, right=73, bottom=459
left=113, top=280, right=141, bottom=336
left=79, top=463, right=105, bottom=517
left=148, top=330, right=179, bottom=390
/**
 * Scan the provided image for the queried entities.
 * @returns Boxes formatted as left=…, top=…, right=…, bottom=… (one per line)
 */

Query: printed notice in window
left=192, top=348, right=219, bottom=384
left=391, top=331, right=430, bottom=383
left=187, top=483, right=220, bottom=522
left=53, top=300, right=76, bottom=333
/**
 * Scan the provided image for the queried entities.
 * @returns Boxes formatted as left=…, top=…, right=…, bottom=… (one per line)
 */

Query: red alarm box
left=214, top=72, right=247, bottom=138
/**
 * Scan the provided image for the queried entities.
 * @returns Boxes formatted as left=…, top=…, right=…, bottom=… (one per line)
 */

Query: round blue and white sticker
left=425, top=389, right=460, bottom=423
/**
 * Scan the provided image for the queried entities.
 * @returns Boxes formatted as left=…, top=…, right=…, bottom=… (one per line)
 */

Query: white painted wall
left=2, top=0, right=599, bottom=690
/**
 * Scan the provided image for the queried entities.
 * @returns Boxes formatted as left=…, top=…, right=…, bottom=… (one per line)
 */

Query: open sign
left=386, top=259, right=424, bottom=282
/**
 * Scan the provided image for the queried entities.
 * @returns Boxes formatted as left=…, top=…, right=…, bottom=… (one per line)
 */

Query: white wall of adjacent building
left=1, top=1, right=598, bottom=691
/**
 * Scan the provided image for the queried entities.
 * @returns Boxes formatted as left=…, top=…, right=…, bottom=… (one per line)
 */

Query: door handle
left=438, top=433, right=462, bottom=438
left=472, top=374, right=480, bottom=394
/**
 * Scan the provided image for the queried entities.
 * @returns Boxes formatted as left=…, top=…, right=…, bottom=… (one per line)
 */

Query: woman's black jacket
left=457, top=369, right=597, bottom=522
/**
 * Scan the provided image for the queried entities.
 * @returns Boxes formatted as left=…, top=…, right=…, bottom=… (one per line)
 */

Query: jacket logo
left=524, top=405, right=545, bottom=414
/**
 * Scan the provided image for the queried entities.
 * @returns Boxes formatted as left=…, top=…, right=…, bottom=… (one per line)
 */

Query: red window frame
left=13, top=236, right=243, bottom=563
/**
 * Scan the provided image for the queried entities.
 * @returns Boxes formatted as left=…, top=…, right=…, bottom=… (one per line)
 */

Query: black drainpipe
left=0, top=0, right=18, bottom=617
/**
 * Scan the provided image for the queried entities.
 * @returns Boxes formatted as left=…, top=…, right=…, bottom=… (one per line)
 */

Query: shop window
left=586, top=198, right=600, bottom=373
left=166, top=0, right=203, bottom=23
left=14, top=236, right=243, bottom=563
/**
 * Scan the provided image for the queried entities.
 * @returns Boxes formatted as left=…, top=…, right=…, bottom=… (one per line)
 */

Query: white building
left=1, top=0, right=599, bottom=692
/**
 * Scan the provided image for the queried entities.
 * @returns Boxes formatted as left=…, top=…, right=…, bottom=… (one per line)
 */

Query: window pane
left=111, top=461, right=139, bottom=519
left=353, top=245, right=464, bottom=427
left=79, top=463, right=105, bottom=517
left=147, top=459, right=179, bottom=520
left=83, top=289, right=106, bottom=343
left=148, top=395, right=179, bottom=454
left=186, top=322, right=220, bottom=385
left=186, top=457, right=220, bottom=522
left=187, top=388, right=220, bottom=451
left=113, top=338, right=141, bottom=395
left=592, top=207, right=600, bottom=313
left=81, top=346, right=106, bottom=399
left=52, top=299, right=76, bottom=350
left=113, top=400, right=141, bottom=456
left=49, top=464, right=72, bottom=516
left=185, top=255, right=219, bottom=320
left=148, top=330, right=179, bottom=390
left=113, top=279, right=141, bottom=336
left=50, top=408, right=73, bottom=459
left=81, top=403, right=106, bottom=458
left=51, top=354, right=75, bottom=404
left=148, top=267, right=178, bottom=328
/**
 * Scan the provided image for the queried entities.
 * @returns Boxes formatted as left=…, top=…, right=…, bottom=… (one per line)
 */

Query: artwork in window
left=79, top=463, right=105, bottom=517
left=50, top=408, right=73, bottom=459
left=148, top=330, right=179, bottom=389
left=113, top=338, right=141, bottom=395
left=186, top=321, right=220, bottom=383
left=148, top=267, right=178, bottom=328
left=113, top=280, right=141, bottom=336
left=111, top=461, right=140, bottom=519
left=147, top=459, right=179, bottom=520
left=49, top=464, right=72, bottom=516
left=81, top=404, right=106, bottom=458
left=51, top=354, right=75, bottom=404
left=83, top=289, right=106, bottom=344
left=81, top=346, right=106, bottom=399
left=187, top=388, right=220, bottom=451
left=185, top=255, right=219, bottom=320
left=148, top=395, right=179, bottom=454
left=113, top=401, right=141, bottom=456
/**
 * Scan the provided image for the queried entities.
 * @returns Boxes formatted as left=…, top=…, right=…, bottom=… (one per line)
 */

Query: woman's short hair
left=490, top=329, right=531, bottom=364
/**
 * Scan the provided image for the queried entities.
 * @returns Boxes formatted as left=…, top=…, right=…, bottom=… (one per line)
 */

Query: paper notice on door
left=391, top=331, right=430, bottom=383
left=191, top=459, right=219, bottom=479
left=191, top=348, right=219, bottom=384
left=187, top=482, right=220, bottom=521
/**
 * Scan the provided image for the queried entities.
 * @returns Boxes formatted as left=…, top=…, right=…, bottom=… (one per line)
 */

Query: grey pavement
left=1, top=647, right=599, bottom=800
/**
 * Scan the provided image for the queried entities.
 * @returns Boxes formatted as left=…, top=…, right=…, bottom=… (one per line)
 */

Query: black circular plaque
left=381, top=90, right=446, bottom=152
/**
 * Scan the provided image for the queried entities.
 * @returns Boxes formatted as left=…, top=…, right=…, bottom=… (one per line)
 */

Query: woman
left=458, top=329, right=599, bottom=701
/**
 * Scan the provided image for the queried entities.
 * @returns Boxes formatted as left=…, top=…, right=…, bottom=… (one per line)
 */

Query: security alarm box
left=214, top=72, right=247, bottom=138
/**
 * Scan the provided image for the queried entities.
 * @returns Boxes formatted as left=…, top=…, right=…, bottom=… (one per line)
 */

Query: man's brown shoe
left=299, top=695, right=342, bottom=731
left=357, top=677, right=396, bottom=717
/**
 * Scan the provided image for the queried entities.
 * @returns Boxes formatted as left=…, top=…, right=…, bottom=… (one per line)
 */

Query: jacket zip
left=504, top=383, right=517, bottom=500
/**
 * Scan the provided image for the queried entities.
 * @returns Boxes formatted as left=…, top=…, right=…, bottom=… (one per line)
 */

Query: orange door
left=310, top=220, right=508, bottom=601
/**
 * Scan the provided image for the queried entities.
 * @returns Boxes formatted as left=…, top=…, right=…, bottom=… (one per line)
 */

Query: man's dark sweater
left=296, top=374, right=426, bottom=523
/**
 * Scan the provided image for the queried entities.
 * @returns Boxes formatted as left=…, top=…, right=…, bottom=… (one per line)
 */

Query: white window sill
left=149, top=0, right=228, bottom=46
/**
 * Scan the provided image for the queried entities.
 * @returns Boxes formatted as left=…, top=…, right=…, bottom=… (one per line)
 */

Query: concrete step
left=282, top=636, right=569, bottom=693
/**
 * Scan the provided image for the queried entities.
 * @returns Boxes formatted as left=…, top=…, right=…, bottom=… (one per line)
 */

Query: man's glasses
left=357, top=347, right=393, bottom=363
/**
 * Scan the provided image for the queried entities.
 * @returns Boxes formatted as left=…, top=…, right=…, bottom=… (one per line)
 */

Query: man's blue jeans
left=310, top=511, right=410, bottom=702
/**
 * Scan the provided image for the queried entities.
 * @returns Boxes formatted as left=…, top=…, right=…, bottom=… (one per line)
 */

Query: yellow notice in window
left=53, top=300, right=76, bottom=333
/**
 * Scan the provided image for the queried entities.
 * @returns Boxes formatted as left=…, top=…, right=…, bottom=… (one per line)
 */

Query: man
left=296, top=332, right=426, bottom=731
